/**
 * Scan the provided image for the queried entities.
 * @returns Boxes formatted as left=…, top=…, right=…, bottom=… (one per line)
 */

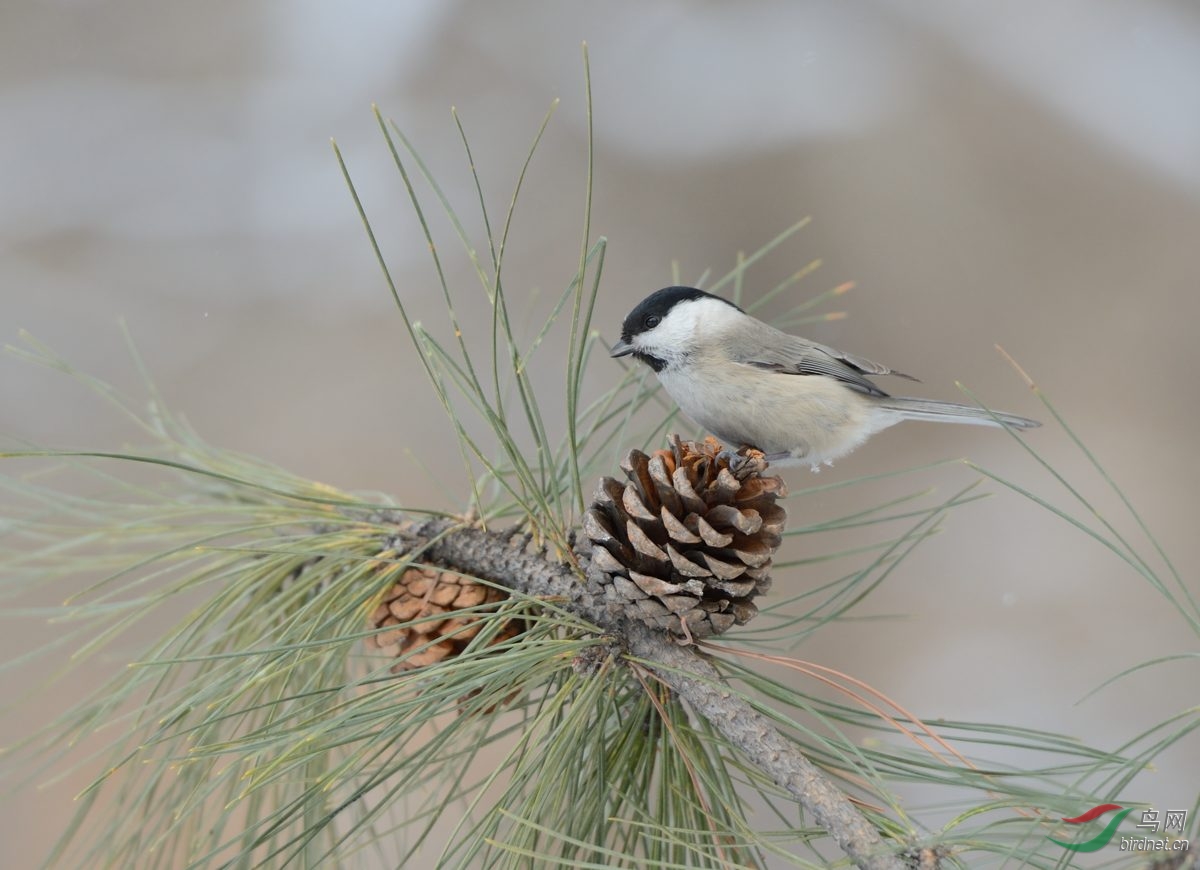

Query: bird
left=610, top=286, right=1039, bottom=470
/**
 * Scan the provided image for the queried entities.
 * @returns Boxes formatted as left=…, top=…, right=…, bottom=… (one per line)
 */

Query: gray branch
left=402, top=517, right=905, bottom=870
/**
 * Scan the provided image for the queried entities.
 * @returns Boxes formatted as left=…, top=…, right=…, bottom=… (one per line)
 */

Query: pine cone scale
left=665, top=544, right=710, bottom=577
left=706, top=503, right=762, bottom=535
left=621, top=484, right=657, bottom=521
left=698, top=552, right=747, bottom=580
left=671, top=468, right=707, bottom=513
left=661, top=508, right=701, bottom=544
left=695, top=516, right=734, bottom=548
left=625, top=519, right=668, bottom=562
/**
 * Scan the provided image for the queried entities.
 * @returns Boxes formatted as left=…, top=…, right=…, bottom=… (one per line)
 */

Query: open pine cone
left=584, top=437, right=787, bottom=637
left=366, top=558, right=523, bottom=673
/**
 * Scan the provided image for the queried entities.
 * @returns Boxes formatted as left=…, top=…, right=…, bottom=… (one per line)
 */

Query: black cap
left=619, top=286, right=742, bottom=341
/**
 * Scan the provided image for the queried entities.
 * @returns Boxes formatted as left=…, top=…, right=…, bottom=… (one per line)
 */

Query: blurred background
left=3, top=0, right=1198, bottom=865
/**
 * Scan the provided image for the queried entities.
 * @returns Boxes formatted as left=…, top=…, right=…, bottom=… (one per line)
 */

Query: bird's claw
left=716, top=448, right=743, bottom=469
left=717, top=446, right=768, bottom=477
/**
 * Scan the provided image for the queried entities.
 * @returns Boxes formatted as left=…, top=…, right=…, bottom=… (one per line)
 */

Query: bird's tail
left=878, top=397, right=1041, bottom=430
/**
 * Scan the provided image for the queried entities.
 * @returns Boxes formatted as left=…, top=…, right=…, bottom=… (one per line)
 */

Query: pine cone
left=584, top=437, right=787, bottom=637
left=366, top=557, right=522, bottom=673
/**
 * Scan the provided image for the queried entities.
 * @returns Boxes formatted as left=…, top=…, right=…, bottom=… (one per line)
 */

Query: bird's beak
left=609, top=337, right=635, bottom=358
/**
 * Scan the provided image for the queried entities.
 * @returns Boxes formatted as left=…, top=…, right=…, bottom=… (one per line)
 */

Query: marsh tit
left=610, top=286, right=1039, bottom=470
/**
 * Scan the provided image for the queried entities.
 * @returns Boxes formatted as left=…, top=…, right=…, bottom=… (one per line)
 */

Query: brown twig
left=395, top=517, right=905, bottom=870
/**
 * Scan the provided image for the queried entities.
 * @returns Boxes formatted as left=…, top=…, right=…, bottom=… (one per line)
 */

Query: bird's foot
left=716, top=445, right=769, bottom=478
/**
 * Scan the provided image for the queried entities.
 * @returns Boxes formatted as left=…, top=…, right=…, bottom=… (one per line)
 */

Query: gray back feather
left=723, top=319, right=918, bottom=398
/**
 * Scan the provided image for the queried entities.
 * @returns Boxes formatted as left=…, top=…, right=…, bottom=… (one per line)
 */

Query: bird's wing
left=731, top=333, right=919, bottom=399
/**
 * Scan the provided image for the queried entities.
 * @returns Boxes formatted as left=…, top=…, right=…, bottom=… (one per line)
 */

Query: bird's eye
left=644, top=314, right=661, bottom=329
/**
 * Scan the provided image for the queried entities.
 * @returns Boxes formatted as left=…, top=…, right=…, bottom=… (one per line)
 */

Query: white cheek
left=635, top=298, right=739, bottom=356
left=655, top=308, right=700, bottom=347
left=636, top=310, right=695, bottom=354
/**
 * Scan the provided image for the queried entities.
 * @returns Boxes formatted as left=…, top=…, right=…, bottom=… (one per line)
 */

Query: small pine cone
left=584, top=436, right=787, bottom=637
left=366, top=560, right=522, bottom=673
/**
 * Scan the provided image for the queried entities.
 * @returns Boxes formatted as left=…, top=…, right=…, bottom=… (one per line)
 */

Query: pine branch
left=398, top=516, right=904, bottom=870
